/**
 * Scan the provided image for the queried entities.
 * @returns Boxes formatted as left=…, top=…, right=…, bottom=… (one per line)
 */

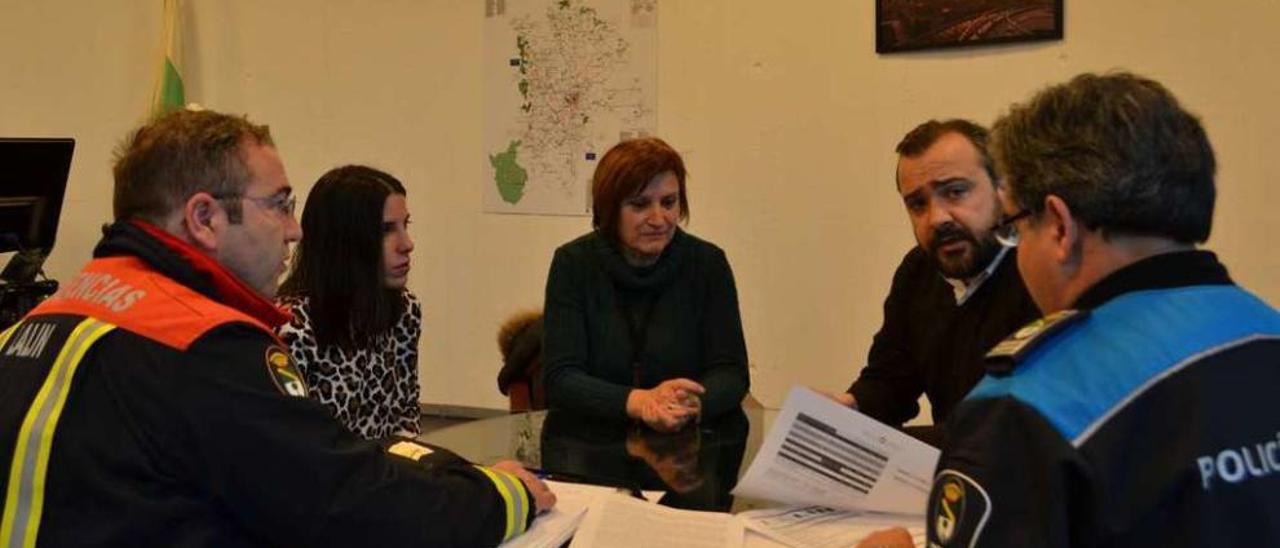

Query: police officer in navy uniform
left=0, top=109, right=554, bottom=547
left=860, top=72, right=1280, bottom=548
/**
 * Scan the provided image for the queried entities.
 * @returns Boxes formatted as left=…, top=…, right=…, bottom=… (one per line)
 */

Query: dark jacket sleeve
left=927, top=397, right=1098, bottom=548
left=848, top=250, right=927, bottom=426
left=695, top=246, right=750, bottom=420
left=149, top=324, right=535, bottom=547
left=542, top=246, right=635, bottom=419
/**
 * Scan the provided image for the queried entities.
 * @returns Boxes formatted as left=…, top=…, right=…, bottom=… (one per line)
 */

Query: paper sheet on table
left=740, top=506, right=926, bottom=548
left=500, top=480, right=616, bottom=548
left=733, top=386, right=939, bottom=515
left=745, top=529, right=791, bottom=548
left=568, top=492, right=744, bottom=548
left=640, top=489, right=666, bottom=504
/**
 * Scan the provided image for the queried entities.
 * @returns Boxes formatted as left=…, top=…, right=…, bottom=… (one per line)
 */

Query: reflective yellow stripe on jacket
left=474, top=466, right=531, bottom=543
left=0, top=322, right=22, bottom=350
left=1, top=318, right=115, bottom=548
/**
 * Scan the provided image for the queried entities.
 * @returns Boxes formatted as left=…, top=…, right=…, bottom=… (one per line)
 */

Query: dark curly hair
left=895, top=119, right=996, bottom=188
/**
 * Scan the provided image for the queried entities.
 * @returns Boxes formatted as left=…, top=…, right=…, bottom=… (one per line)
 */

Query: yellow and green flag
left=149, top=0, right=185, bottom=118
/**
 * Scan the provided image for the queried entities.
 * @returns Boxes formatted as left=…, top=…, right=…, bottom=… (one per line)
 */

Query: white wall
left=2, top=1, right=1277, bottom=411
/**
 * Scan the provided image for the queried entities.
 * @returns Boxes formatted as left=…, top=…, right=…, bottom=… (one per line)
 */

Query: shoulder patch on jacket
left=265, top=345, right=308, bottom=397
left=388, top=440, right=435, bottom=461
left=985, top=309, right=1087, bottom=375
left=928, top=469, right=991, bottom=547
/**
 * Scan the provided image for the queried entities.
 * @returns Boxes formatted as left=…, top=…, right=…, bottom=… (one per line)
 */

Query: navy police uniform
left=0, top=220, right=534, bottom=547
left=926, top=251, right=1280, bottom=547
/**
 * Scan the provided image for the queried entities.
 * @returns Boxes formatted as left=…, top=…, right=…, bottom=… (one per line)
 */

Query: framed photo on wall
left=876, top=0, right=1064, bottom=54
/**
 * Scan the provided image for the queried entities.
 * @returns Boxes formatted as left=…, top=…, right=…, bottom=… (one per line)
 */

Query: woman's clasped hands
left=626, top=378, right=705, bottom=432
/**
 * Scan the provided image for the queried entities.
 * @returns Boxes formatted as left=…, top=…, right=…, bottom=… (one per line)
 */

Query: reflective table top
left=419, top=407, right=778, bottom=512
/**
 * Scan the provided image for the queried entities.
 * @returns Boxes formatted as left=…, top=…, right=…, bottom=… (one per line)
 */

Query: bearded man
left=833, top=119, right=1039, bottom=446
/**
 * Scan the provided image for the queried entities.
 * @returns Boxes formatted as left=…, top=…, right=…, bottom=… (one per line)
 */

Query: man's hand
left=818, top=389, right=857, bottom=408
left=626, top=378, right=705, bottom=432
left=491, top=460, right=556, bottom=514
left=855, top=527, right=914, bottom=548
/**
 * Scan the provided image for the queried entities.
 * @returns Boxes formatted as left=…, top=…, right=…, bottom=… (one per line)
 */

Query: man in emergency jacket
left=0, top=109, right=554, bottom=547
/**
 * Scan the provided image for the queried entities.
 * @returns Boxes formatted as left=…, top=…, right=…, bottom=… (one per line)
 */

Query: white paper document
left=733, top=386, right=940, bottom=515
left=501, top=480, right=616, bottom=548
left=740, top=506, right=926, bottom=548
left=640, top=489, right=667, bottom=504
left=568, top=492, right=745, bottom=548
left=745, top=529, right=791, bottom=548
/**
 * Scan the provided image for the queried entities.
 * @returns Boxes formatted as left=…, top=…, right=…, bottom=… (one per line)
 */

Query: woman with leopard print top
left=276, top=165, right=421, bottom=440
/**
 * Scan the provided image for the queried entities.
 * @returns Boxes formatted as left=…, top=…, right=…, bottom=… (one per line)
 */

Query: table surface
left=419, top=407, right=778, bottom=512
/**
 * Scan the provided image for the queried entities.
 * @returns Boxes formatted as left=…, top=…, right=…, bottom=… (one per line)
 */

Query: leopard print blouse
left=275, top=291, right=422, bottom=439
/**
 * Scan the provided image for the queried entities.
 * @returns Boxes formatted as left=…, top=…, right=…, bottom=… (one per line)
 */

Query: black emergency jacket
left=0, top=220, right=534, bottom=547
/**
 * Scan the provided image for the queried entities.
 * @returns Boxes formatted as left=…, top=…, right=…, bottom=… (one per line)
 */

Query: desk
left=419, top=407, right=777, bottom=512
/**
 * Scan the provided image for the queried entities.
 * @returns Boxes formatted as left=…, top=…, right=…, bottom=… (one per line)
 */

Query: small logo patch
left=265, top=346, right=308, bottom=397
left=388, top=441, right=435, bottom=461
left=928, top=470, right=991, bottom=546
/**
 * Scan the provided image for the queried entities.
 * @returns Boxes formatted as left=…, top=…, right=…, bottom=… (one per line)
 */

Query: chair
left=496, top=310, right=545, bottom=412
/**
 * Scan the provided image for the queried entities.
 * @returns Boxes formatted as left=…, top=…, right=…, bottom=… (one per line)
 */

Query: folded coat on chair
left=496, top=310, right=545, bottom=411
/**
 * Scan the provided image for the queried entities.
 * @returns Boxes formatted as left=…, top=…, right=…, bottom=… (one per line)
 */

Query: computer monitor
left=0, top=138, right=75, bottom=282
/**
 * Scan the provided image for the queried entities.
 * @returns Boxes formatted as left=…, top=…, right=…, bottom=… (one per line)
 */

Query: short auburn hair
left=591, top=137, right=689, bottom=243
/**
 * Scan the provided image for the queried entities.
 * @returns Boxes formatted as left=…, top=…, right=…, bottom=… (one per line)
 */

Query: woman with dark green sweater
left=542, top=137, right=750, bottom=432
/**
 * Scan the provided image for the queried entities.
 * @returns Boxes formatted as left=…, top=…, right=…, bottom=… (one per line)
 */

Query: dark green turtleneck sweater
left=542, top=229, right=750, bottom=421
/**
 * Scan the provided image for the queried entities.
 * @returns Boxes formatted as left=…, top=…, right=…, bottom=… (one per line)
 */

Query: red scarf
left=131, top=219, right=291, bottom=328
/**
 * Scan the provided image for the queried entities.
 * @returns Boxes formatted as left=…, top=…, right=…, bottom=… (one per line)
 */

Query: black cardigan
left=542, top=229, right=750, bottom=421
left=848, top=246, right=1040, bottom=429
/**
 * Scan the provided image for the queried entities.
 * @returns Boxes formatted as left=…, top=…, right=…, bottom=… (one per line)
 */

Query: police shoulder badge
left=928, top=469, right=991, bottom=546
left=265, top=345, right=308, bottom=397
left=985, top=309, right=1087, bottom=375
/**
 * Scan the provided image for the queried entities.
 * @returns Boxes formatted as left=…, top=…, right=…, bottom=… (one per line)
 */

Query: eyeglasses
left=993, top=209, right=1031, bottom=246
left=214, top=192, right=297, bottom=217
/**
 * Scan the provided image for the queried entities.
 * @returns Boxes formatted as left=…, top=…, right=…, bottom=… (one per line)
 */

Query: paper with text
left=501, top=480, right=615, bottom=548
left=568, top=492, right=744, bottom=548
left=740, top=506, right=926, bottom=548
left=733, top=386, right=939, bottom=515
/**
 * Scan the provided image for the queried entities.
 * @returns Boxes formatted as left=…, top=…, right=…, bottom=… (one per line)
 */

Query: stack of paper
left=731, top=386, right=939, bottom=547
left=739, top=506, right=925, bottom=548
left=500, top=481, right=615, bottom=548
left=506, top=386, right=940, bottom=547
left=570, top=493, right=744, bottom=548
left=505, top=481, right=743, bottom=548
left=734, top=387, right=939, bottom=516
